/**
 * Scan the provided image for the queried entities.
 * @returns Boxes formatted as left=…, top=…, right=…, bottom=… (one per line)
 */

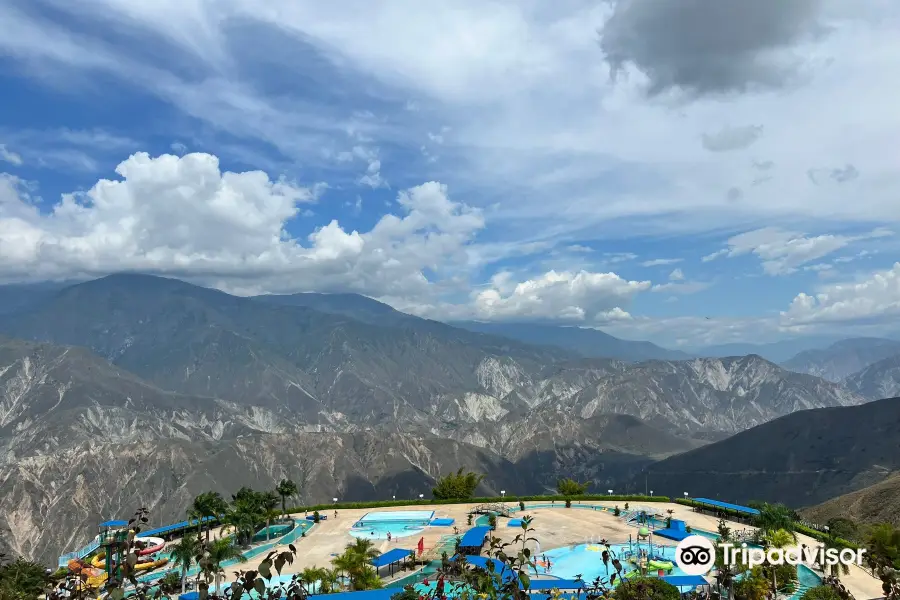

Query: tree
left=732, top=569, right=770, bottom=600
left=753, top=503, right=797, bottom=539
left=199, top=537, right=247, bottom=594
left=801, top=585, right=846, bottom=600
left=0, top=557, right=50, bottom=600
left=865, top=523, right=900, bottom=599
left=556, top=478, right=588, bottom=496
left=168, top=533, right=200, bottom=595
left=432, top=468, right=485, bottom=499
left=261, top=491, right=280, bottom=540
left=276, top=478, right=299, bottom=516
left=612, top=577, right=680, bottom=600
left=191, top=491, right=228, bottom=542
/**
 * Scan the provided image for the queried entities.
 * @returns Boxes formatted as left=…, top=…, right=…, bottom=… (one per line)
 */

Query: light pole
left=392, top=495, right=396, bottom=501
left=650, top=490, right=654, bottom=497
left=608, top=489, right=613, bottom=496
left=501, top=490, right=506, bottom=499
left=419, top=493, right=424, bottom=501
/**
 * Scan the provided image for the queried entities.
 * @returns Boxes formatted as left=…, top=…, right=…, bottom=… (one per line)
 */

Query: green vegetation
left=556, top=478, right=589, bottom=496
left=432, top=468, right=486, bottom=500
left=277, top=478, right=300, bottom=516
left=800, top=585, right=846, bottom=600
left=612, top=577, right=680, bottom=600
left=0, top=556, right=50, bottom=600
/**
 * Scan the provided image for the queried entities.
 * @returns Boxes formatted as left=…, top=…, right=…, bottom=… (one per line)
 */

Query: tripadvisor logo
left=675, top=535, right=867, bottom=576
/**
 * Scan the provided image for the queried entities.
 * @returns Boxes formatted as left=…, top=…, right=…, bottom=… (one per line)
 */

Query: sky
left=1, top=0, right=899, bottom=348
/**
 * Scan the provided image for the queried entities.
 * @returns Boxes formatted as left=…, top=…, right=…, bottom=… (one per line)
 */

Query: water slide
left=134, top=536, right=165, bottom=555
left=67, top=559, right=108, bottom=589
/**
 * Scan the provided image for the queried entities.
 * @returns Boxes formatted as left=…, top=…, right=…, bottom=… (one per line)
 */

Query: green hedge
left=285, top=493, right=670, bottom=514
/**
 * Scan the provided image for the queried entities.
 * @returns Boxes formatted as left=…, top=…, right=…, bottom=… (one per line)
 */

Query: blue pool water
left=350, top=510, right=435, bottom=540
left=537, top=543, right=689, bottom=583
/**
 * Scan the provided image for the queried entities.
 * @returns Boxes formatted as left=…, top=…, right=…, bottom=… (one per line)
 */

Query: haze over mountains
left=1, top=274, right=899, bottom=564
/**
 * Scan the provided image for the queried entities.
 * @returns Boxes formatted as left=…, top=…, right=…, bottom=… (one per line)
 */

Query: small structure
left=457, top=526, right=492, bottom=555
left=661, top=574, right=711, bottom=593
left=98, top=520, right=129, bottom=581
left=653, top=519, right=690, bottom=541
left=470, top=503, right=511, bottom=517
left=370, top=548, right=414, bottom=577
left=690, top=498, right=759, bottom=523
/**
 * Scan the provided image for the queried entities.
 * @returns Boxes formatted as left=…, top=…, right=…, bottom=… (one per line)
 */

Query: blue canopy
left=526, top=580, right=585, bottom=591
left=142, top=516, right=216, bottom=537
left=99, top=520, right=128, bottom=527
left=692, top=498, right=760, bottom=515
left=370, top=548, right=413, bottom=568
left=178, top=593, right=200, bottom=600
left=459, top=526, right=491, bottom=548
left=653, top=528, right=691, bottom=541
left=662, top=575, right=709, bottom=588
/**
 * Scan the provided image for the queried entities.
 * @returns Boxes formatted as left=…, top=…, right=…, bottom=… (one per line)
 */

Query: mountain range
left=1, top=274, right=898, bottom=564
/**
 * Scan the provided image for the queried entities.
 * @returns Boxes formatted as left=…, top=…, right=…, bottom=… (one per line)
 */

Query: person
left=334, top=510, right=338, bottom=519
left=387, top=532, right=392, bottom=542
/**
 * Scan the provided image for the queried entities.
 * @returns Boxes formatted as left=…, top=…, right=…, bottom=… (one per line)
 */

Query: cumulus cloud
left=701, top=125, right=764, bottom=152
left=598, top=0, right=827, bottom=95
left=781, top=263, right=900, bottom=326
left=702, top=227, right=892, bottom=275
left=467, top=270, right=650, bottom=323
left=0, top=152, right=482, bottom=300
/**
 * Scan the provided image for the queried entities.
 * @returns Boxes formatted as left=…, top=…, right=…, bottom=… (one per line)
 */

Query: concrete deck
left=207, top=501, right=883, bottom=600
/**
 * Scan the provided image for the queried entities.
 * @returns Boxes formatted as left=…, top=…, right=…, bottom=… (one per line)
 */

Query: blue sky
left=1, top=0, right=899, bottom=347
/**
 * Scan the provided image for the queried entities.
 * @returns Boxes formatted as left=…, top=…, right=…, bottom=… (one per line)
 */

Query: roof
left=652, top=528, right=691, bottom=541
left=142, top=516, right=217, bottom=537
left=458, top=526, right=491, bottom=548
left=661, top=575, right=709, bottom=588
left=692, top=498, right=760, bottom=515
left=371, top=548, right=414, bottom=568
left=526, top=580, right=585, bottom=591
left=99, top=520, right=129, bottom=527
left=309, top=589, right=397, bottom=600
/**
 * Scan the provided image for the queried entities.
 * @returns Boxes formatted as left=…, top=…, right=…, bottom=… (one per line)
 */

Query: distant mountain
left=782, top=338, right=900, bottom=382
left=800, top=472, right=900, bottom=528
left=0, top=335, right=674, bottom=563
left=252, top=292, right=412, bottom=327
left=641, top=396, right=900, bottom=507
left=450, top=321, right=691, bottom=362
left=844, top=354, right=900, bottom=400
left=0, top=281, right=70, bottom=315
left=695, top=336, right=843, bottom=363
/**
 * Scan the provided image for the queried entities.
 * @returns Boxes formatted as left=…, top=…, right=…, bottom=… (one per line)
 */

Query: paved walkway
left=196, top=501, right=884, bottom=599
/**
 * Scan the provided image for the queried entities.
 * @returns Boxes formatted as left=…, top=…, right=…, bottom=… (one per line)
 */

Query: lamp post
left=501, top=490, right=506, bottom=499
left=608, top=489, right=613, bottom=496
left=392, top=495, right=396, bottom=501
left=650, top=490, right=654, bottom=497
left=419, top=493, right=424, bottom=501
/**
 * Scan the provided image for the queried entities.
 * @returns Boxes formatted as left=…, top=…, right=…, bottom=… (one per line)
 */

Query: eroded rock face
left=0, top=276, right=872, bottom=565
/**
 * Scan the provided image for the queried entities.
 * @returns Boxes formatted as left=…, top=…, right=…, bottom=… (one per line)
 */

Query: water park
left=52, top=496, right=888, bottom=600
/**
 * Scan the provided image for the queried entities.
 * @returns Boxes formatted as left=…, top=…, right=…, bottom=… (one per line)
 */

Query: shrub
left=467, top=513, right=473, bottom=525
left=487, top=514, right=497, bottom=530
left=519, top=501, right=525, bottom=511
left=614, top=506, right=621, bottom=517
left=556, top=478, right=589, bottom=496
left=313, top=510, right=321, bottom=523
left=432, top=468, right=485, bottom=500
left=800, top=586, right=845, bottom=600
left=613, top=577, right=680, bottom=600
left=565, top=499, right=572, bottom=508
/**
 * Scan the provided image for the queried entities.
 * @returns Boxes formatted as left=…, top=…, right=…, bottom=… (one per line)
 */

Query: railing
left=58, top=538, right=101, bottom=567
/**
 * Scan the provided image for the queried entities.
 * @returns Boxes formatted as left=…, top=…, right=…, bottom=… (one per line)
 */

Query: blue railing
left=58, top=539, right=101, bottom=567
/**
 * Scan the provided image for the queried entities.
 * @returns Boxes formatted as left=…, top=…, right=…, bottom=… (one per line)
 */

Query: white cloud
left=0, top=144, right=23, bottom=166
left=669, top=268, right=684, bottom=281
left=702, top=227, right=892, bottom=275
left=780, top=263, right=900, bottom=327
left=641, top=258, right=682, bottom=267
left=0, top=152, right=484, bottom=301
left=467, top=270, right=650, bottom=322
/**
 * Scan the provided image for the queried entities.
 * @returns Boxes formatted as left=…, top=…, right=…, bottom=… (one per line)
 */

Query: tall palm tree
left=168, top=535, right=200, bottom=595
left=261, top=491, right=280, bottom=541
left=753, top=503, right=797, bottom=538
left=298, top=566, right=327, bottom=595
left=276, top=479, right=299, bottom=517
left=347, top=538, right=381, bottom=562
left=203, top=537, right=246, bottom=594
left=224, top=499, right=261, bottom=547
left=330, top=553, right=355, bottom=590
left=319, top=568, right=340, bottom=594
left=191, top=492, right=228, bottom=543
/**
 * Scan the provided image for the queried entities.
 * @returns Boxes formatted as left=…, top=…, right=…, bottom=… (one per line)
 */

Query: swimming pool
left=536, top=542, right=690, bottom=584
left=350, top=510, right=436, bottom=540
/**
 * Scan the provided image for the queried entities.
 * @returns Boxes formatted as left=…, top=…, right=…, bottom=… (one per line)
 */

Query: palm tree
left=330, top=553, right=355, bottom=590
left=299, top=566, right=326, bottom=595
left=168, top=535, right=200, bottom=595
left=753, top=503, right=797, bottom=538
left=191, top=491, right=228, bottom=543
left=224, top=499, right=262, bottom=547
left=276, top=479, right=299, bottom=517
left=261, top=491, right=280, bottom=540
left=202, top=537, right=246, bottom=594
left=319, top=568, right=340, bottom=594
